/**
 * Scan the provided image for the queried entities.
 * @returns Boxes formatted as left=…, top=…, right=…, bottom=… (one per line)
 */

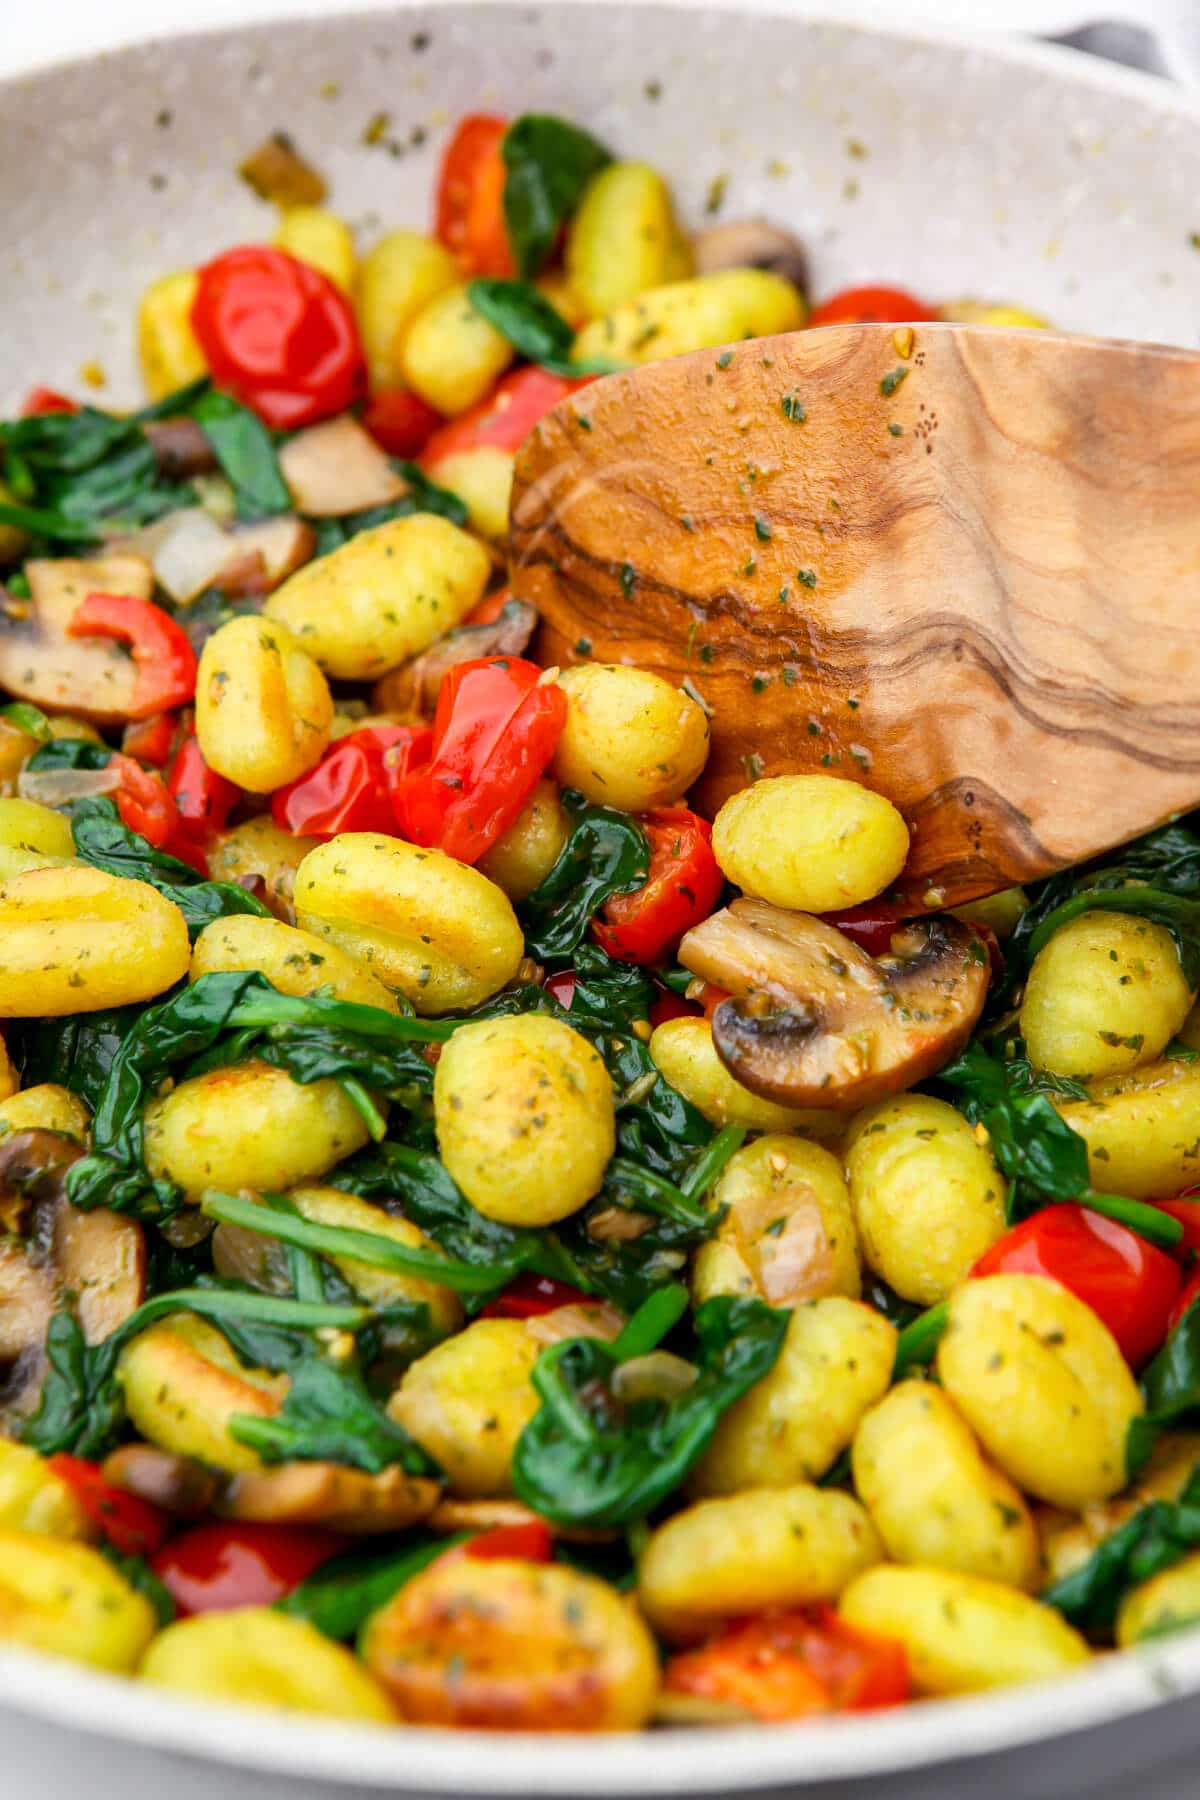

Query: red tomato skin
left=973, top=1204, right=1181, bottom=1367
left=462, top=1522, right=553, bottom=1562
left=68, top=592, right=198, bottom=719
left=593, top=809, right=723, bottom=965
left=151, top=1522, right=345, bottom=1616
left=1153, top=1193, right=1200, bottom=1258
left=649, top=984, right=700, bottom=1028
left=362, top=388, right=444, bottom=456
left=808, top=285, right=934, bottom=328
left=167, top=735, right=240, bottom=840
left=822, top=902, right=912, bottom=957
left=273, top=724, right=431, bottom=839
left=664, top=1606, right=909, bottom=1722
left=463, top=587, right=512, bottom=627
left=542, top=970, right=577, bottom=1010
left=421, top=367, right=592, bottom=468
left=21, top=386, right=79, bottom=416
left=191, top=247, right=365, bottom=430
left=106, top=752, right=179, bottom=852
left=46, top=1455, right=170, bottom=1557
left=435, top=115, right=514, bottom=277
left=390, top=657, right=566, bottom=864
left=1169, top=1267, right=1200, bottom=1335
left=480, top=1273, right=590, bottom=1320
left=122, top=711, right=179, bottom=768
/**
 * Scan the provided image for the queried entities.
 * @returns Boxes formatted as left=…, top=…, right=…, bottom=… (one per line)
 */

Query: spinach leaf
left=501, top=114, right=611, bottom=278
left=0, top=700, right=52, bottom=740
left=1127, top=1299, right=1200, bottom=1473
left=189, top=388, right=290, bottom=519
left=1042, top=1465, right=1200, bottom=1633
left=520, top=798, right=649, bottom=960
left=70, top=796, right=271, bottom=938
left=279, top=1534, right=466, bottom=1639
left=22, top=1288, right=370, bottom=1458
left=308, top=462, right=467, bottom=555
left=25, top=738, right=113, bottom=773
left=569, top=941, right=652, bottom=1030
left=513, top=1292, right=787, bottom=1526
left=940, top=1040, right=1181, bottom=1249
left=468, top=278, right=615, bottom=377
left=893, top=1302, right=950, bottom=1378
left=211, top=1313, right=435, bottom=1475
left=8, top=1003, right=143, bottom=1109
left=67, top=973, right=457, bottom=1219
left=0, top=397, right=198, bottom=547
left=103, top=1551, right=176, bottom=1627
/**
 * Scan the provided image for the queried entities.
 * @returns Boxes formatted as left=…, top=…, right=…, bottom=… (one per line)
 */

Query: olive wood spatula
left=509, top=323, right=1200, bottom=909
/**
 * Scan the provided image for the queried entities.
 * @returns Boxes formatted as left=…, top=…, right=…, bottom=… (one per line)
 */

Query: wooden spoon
left=510, top=323, right=1200, bottom=908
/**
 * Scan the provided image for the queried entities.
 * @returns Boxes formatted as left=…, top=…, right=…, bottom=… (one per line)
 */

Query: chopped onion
left=611, top=1351, right=699, bottom=1403
left=17, top=765, right=121, bottom=807
left=525, top=1300, right=626, bottom=1346
left=278, top=414, right=407, bottom=517
left=125, top=507, right=235, bottom=604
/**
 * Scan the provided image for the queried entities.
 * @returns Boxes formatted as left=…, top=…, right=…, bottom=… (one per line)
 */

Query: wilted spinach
left=520, top=799, right=649, bottom=960
left=467, top=279, right=615, bottom=377
left=190, top=387, right=290, bottom=519
left=69, top=795, right=271, bottom=938
left=279, top=1534, right=467, bottom=1639
left=9, top=1003, right=143, bottom=1108
left=1043, top=1464, right=1200, bottom=1634
left=500, top=114, right=611, bottom=278
left=1127, top=1298, right=1200, bottom=1473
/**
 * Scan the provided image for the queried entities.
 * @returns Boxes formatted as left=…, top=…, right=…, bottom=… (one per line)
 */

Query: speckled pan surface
left=3, top=5, right=1200, bottom=1796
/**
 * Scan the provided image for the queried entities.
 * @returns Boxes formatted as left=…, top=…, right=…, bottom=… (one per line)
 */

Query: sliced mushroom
left=222, top=516, right=317, bottom=596
left=143, top=417, right=219, bottom=480
left=218, top=1462, right=440, bottom=1533
left=278, top=415, right=407, bottom=518
left=690, top=218, right=808, bottom=289
left=679, top=899, right=989, bottom=1110
left=0, top=554, right=152, bottom=724
left=50, top=1194, right=146, bottom=1342
left=426, top=1497, right=615, bottom=1546
left=238, top=131, right=327, bottom=207
left=101, top=1445, right=223, bottom=1519
left=0, top=1129, right=84, bottom=1234
left=371, top=599, right=538, bottom=716
left=211, top=1218, right=292, bottom=1292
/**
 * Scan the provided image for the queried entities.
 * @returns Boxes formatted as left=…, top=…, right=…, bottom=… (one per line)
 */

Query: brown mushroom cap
left=679, top=899, right=990, bottom=1110
left=101, top=1445, right=223, bottom=1518
left=690, top=218, right=808, bottom=290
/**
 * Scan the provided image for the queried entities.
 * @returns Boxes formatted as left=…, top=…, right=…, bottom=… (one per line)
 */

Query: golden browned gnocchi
left=142, top=1607, right=395, bottom=1719
left=690, top=1298, right=895, bottom=1495
left=712, top=773, right=909, bottom=914
left=117, top=1314, right=287, bottom=1474
left=0, top=1082, right=90, bottom=1141
left=387, top=1318, right=540, bottom=1497
left=265, top=514, right=490, bottom=680
left=476, top=778, right=571, bottom=901
left=190, top=914, right=400, bottom=1011
left=1020, top=912, right=1192, bottom=1078
left=207, top=815, right=318, bottom=913
left=0, top=864, right=191, bottom=1017
left=937, top=1273, right=1143, bottom=1509
left=1055, top=1055, right=1200, bottom=1199
left=0, top=1530, right=157, bottom=1671
left=1116, top=1551, right=1200, bottom=1648
left=294, top=833, right=523, bottom=1014
left=136, top=269, right=208, bottom=399
left=0, top=1441, right=91, bottom=1539
left=692, top=1134, right=860, bottom=1306
left=196, top=616, right=333, bottom=792
left=551, top=664, right=710, bottom=812
left=565, top=162, right=692, bottom=316
left=400, top=283, right=515, bottom=414
left=0, top=796, right=75, bottom=872
left=354, top=229, right=459, bottom=391
left=361, top=1555, right=659, bottom=1730
left=281, top=1187, right=463, bottom=1339
left=572, top=268, right=805, bottom=365
left=845, top=1095, right=1006, bottom=1304
left=433, top=1013, right=614, bottom=1225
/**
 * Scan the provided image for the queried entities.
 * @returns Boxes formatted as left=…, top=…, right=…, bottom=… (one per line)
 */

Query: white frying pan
left=2, top=5, right=1200, bottom=1795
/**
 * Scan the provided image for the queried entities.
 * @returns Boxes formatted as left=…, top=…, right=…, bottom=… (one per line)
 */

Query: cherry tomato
left=435, top=114, right=514, bottom=278
left=273, top=724, right=432, bottom=840
left=480, top=1273, right=590, bottom=1320
left=46, top=1455, right=171, bottom=1557
left=463, top=586, right=513, bottom=627
left=664, top=1606, right=910, bottom=1722
left=151, top=1522, right=345, bottom=1616
left=1170, top=1267, right=1200, bottom=1335
left=420, top=367, right=593, bottom=469
left=67, top=592, right=197, bottom=719
left=822, top=902, right=913, bottom=958
left=808, top=285, right=935, bottom=328
left=21, top=387, right=78, bottom=417
left=649, top=983, right=700, bottom=1028
left=390, top=656, right=566, bottom=865
left=362, top=388, right=444, bottom=457
left=543, top=970, right=577, bottom=1010
left=107, top=751, right=180, bottom=852
left=973, top=1204, right=1181, bottom=1367
left=121, top=711, right=179, bottom=768
left=462, top=1521, right=553, bottom=1562
left=695, top=980, right=732, bottom=1019
left=593, top=809, right=724, bottom=965
left=191, top=246, right=365, bottom=430
left=1153, top=1190, right=1200, bottom=1257
left=167, top=733, right=241, bottom=844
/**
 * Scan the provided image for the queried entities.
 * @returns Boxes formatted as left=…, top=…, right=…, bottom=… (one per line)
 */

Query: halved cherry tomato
left=543, top=970, right=577, bottom=1010
left=46, top=1455, right=171, bottom=1557
left=480, top=1273, right=590, bottom=1320
left=420, top=367, right=592, bottom=469
left=1170, top=1267, right=1200, bottom=1335
left=122, top=711, right=178, bottom=768
left=191, top=246, right=365, bottom=431
left=462, top=1521, right=553, bottom=1563
left=151, top=1522, right=345, bottom=1616
left=107, top=751, right=179, bottom=852
left=68, top=592, right=198, bottom=719
left=362, top=388, right=444, bottom=456
left=167, top=733, right=241, bottom=843
left=973, top=1204, right=1181, bottom=1368
left=808, top=285, right=934, bottom=328
left=593, top=809, right=723, bottom=965
left=664, top=1606, right=910, bottom=1721
left=695, top=980, right=731, bottom=1019
left=21, top=386, right=78, bottom=417
left=1153, top=1190, right=1200, bottom=1257
left=435, top=114, right=514, bottom=278
left=649, top=983, right=700, bottom=1028
left=273, top=723, right=432, bottom=840
left=390, top=657, right=566, bottom=864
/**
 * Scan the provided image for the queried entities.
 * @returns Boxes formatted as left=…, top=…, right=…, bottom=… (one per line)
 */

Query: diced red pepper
left=649, top=983, right=700, bottom=1028
left=463, top=586, right=513, bottom=628
left=362, top=388, right=444, bottom=456
left=121, top=711, right=179, bottom=768
left=273, top=724, right=432, bottom=840
left=973, top=1204, right=1182, bottom=1367
left=543, top=970, right=577, bottom=1010
left=21, top=387, right=79, bottom=417
left=434, top=114, right=515, bottom=278
left=808, top=285, right=935, bottom=328
left=68, top=592, right=198, bottom=719
left=462, top=1521, right=554, bottom=1563
left=593, top=809, right=724, bottom=965
left=47, top=1454, right=171, bottom=1557
left=421, top=367, right=593, bottom=469
left=151, top=1522, right=345, bottom=1617
left=664, top=1606, right=910, bottom=1721
left=1152, top=1190, right=1200, bottom=1258
left=167, top=734, right=241, bottom=844
left=1170, top=1266, right=1200, bottom=1335
left=480, top=1272, right=590, bottom=1320
left=191, top=246, right=365, bottom=431
left=105, top=751, right=180, bottom=852
left=390, top=657, right=566, bottom=865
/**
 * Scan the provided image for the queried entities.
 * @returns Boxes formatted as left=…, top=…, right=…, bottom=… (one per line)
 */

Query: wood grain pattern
left=509, top=323, right=1200, bottom=906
